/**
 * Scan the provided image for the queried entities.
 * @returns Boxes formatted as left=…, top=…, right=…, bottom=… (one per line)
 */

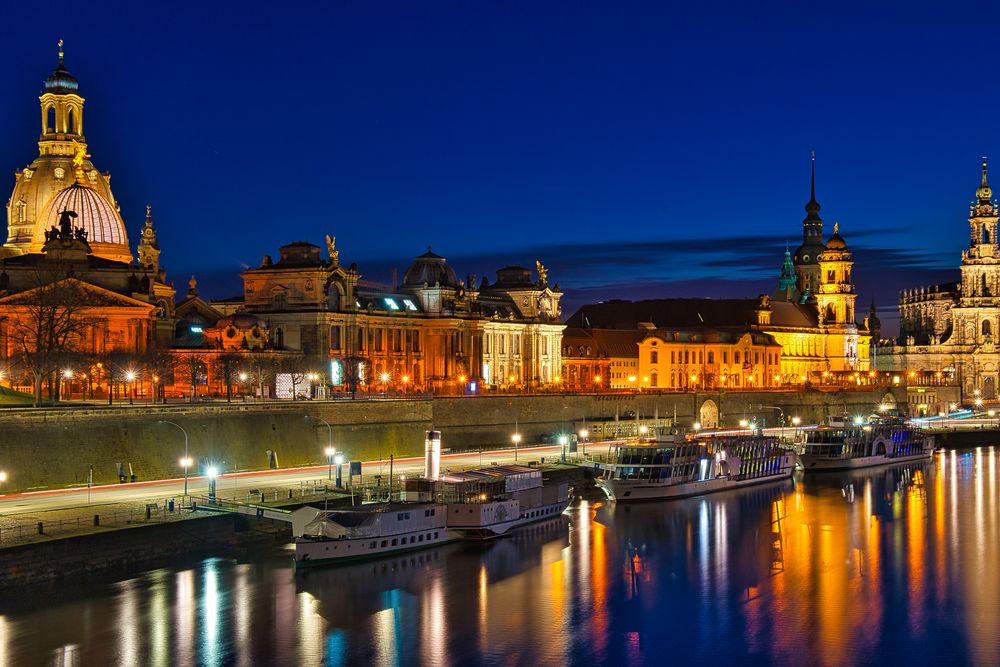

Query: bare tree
left=173, top=352, right=208, bottom=402
left=342, top=354, right=371, bottom=400
left=278, top=353, right=308, bottom=399
left=218, top=353, right=243, bottom=403
left=4, top=277, right=101, bottom=407
left=245, top=350, right=278, bottom=401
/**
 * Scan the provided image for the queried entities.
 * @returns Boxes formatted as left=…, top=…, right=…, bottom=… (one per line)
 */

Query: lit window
left=403, top=299, right=418, bottom=311
left=189, top=325, right=203, bottom=333
left=384, top=298, right=400, bottom=310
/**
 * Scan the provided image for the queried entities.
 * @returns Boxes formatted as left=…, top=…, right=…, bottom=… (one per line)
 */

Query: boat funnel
left=424, top=430, right=442, bottom=480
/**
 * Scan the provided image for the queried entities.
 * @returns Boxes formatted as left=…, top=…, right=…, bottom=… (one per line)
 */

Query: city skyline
left=1, top=4, right=997, bottom=333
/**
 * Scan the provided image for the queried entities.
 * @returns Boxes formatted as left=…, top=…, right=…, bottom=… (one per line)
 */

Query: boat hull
left=800, top=449, right=933, bottom=471
left=452, top=496, right=571, bottom=538
left=597, top=469, right=792, bottom=502
left=294, top=527, right=460, bottom=568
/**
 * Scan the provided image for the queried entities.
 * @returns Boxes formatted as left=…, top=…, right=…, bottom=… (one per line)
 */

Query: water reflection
left=6, top=451, right=1000, bottom=664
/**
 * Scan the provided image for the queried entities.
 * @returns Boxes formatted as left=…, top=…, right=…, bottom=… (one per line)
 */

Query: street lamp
left=512, top=432, right=522, bottom=462
left=638, top=425, right=649, bottom=437
left=305, top=415, right=333, bottom=472
left=578, top=429, right=589, bottom=458
left=207, top=466, right=219, bottom=501
left=160, top=420, right=190, bottom=496
left=558, top=434, right=568, bottom=463
left=693, top=422, right=701, bottom=431
left=126, top=370, right=136, bottom=405
left=325, top=446, right=336, bottom=481
left=0, top=470, right=7, bottom=494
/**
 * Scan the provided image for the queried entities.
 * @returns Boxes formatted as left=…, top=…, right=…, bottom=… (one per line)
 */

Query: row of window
left=649, top=349, right=778, bottom=366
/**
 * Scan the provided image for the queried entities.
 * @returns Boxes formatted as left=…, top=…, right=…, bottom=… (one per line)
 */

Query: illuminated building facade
left=565, top=160, right=873, bottom=383
left=232, top=240, right=564, bottom=391
left=881, top=160, right=1000, bottom=399
left=0, top=47, right=177, bottom=397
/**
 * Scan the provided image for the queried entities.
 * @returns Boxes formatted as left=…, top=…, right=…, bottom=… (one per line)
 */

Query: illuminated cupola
left=3, top=42, right=121, bottom=259
left=39, top=40, right=85, bottom=157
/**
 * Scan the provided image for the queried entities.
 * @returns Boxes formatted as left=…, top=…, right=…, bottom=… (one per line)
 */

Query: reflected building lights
left=148, top=572, right=170, bottom=667
left=174, top=569, right=195, bottom=667
left=200, top=560, right=220, bottom=667
left=233, top=565, right=251, bottom=667
left=297, top=591, right=324, bottom=667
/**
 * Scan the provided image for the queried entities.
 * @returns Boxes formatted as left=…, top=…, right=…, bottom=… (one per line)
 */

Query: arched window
left=983, top=320, right=992, bottom=337
left=984, top=224, right=991, bottom=244
left=331, top=325, right=342, bottom=350
left=275, top=328, right=284, bottom=348
left=650, top=350, right=658, bottom=364
left=46, top=106, right=56, bottom=133
left=67, top=108, right=75, bottom=134
left=650, top=373, right=658, bottom=387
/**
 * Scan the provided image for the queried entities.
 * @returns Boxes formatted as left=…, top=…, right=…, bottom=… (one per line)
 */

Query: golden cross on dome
left=58, top=39, right=64, bottom=62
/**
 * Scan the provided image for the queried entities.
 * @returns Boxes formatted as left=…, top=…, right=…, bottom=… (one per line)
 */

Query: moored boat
left=799, top=422, right=933, bottom=471
left=593, top=432, right=796, bottom=502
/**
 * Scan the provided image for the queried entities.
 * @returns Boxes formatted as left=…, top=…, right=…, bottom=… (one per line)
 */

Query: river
left=2, top=448, right=999, bottom=666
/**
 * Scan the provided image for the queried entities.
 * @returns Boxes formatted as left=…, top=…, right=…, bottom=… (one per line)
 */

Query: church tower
left=3, top=41, right=127, bottom=261
left=776, top=247, right=799, bottom=301
left=137, top=204, right=160, bottom=271
left=960, top=159, right=1000, bottom=300
left=792, top=153, right=826, bottom=297
left=816, top=223, right=856, bottom=324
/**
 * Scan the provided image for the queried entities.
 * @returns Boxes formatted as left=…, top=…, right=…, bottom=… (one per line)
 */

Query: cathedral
left=564, top=156, right=875, bottom=390
left=880, top=160, right=1000, bottom=400
left=0, top=45, right=176, bottom=399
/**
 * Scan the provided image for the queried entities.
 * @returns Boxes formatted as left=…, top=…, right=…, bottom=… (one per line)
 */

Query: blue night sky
left=0, top=2, right=993, bottom=333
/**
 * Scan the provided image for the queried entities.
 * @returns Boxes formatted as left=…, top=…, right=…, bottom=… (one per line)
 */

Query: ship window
left=405, top=512, right=410, bottom=519
left=381, top=540, right=387, bottom=547
left=434, top=531, right=439, bottom=538
left=430, top=508, right=435, bottom=516
left=369, top=541, right=376, bottom=549
left=419, top=534, right=424, bottom=542
left=392, top=538, right=398, bottom=546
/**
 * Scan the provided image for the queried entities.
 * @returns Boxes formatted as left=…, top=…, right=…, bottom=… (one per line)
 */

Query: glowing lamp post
left=160, top=420, right=190, bottom=496
left=207, top=466, right=219, bottom=501
left=512, top=432, right=522, bottom=462
left=0, top=470, right=7, bottom=495
left=125, top=370, right=136, bottom=405
left=558, top=434, right=568, bottom=463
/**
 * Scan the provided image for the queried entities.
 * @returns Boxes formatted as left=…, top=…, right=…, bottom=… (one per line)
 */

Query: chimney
left=424, top=430, right=441, bottom=480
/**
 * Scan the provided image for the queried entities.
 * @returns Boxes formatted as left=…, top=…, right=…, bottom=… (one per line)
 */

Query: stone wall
left=0, top=513, right=290, bottom=588
left=0, top=387, right=923, bottom=492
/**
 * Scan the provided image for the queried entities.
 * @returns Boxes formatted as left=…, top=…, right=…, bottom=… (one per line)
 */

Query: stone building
left=880, top=160, right=1000, bottom=399
left=561, top=327, right=640, bottom=390
left=231, top=239, right=564, bottom=392
left=565, top=158, right=874, bottom=384
left=0, top=46, right=177, bottom=398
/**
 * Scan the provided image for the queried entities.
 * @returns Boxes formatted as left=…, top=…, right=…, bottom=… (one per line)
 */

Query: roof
left=402, top=247, right=458, bottom=288
left=565, top=297, right=819, bottom=331
left=562, top=327, right=643, bottom=359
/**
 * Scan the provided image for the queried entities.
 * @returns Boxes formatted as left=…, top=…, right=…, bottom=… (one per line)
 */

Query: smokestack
left=424, top=430, right=441, bottom=480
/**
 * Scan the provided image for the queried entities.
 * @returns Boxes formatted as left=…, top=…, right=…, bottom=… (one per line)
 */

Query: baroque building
left=0, top=46, right=177, bottom=397
left=227, top=238, right=564, bottom=392
left=564, top=158, right=874, bottom=385
left=880, top=160, right=1000, bottom=399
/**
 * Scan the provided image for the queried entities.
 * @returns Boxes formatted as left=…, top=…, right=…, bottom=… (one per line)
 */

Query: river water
left=3, top=448, right=1000, bottom=666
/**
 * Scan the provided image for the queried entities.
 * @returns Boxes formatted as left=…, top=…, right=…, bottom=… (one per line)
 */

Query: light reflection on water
left=4, top=449, right=1000, bottom=665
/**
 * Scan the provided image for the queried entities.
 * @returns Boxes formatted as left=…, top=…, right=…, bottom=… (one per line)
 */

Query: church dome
left=32, top=184, right=132, bottom=263
left=402, top=247, right=458, bottom=288
left=44, top=61, right=78, bottom=95
left=825, top=223, right=848, bottom=250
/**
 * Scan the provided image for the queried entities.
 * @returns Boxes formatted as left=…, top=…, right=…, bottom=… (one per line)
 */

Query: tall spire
left=804, top=150, right=821, bottom=220
left=57, top=38, right=64, bottom=65
left=810, top=150, right=816, bottom=202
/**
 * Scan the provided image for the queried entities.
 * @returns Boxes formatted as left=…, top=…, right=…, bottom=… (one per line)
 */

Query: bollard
left=37, top=522, right=43, bottom=535
left=145, top=506, right=151, bottom=519
left=288, top=489, right=293, bottom=499
left=94, top=514, right=100, bottom=526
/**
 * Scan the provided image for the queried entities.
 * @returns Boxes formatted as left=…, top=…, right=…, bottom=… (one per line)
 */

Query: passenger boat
left=294, top=503, right=458, bottom=567
left=798, top=422, right=933, bottom=471
left=294, top=432, right=571, bottom=567
left=593, top=433, right=797, bottom=502
left=435, top=465, right=570, bottom=539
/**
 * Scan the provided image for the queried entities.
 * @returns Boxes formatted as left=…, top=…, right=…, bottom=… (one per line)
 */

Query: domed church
left=0, top=45, right=177, bottom=400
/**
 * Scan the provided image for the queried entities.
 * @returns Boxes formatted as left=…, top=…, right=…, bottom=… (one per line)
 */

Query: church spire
left=804, top=151, right=821, bottom=219
left=977, top=156, right=993, bottom=204
left=137, top=203, right=161, bottom=271
left=777, top=247, right=797, bottom=300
